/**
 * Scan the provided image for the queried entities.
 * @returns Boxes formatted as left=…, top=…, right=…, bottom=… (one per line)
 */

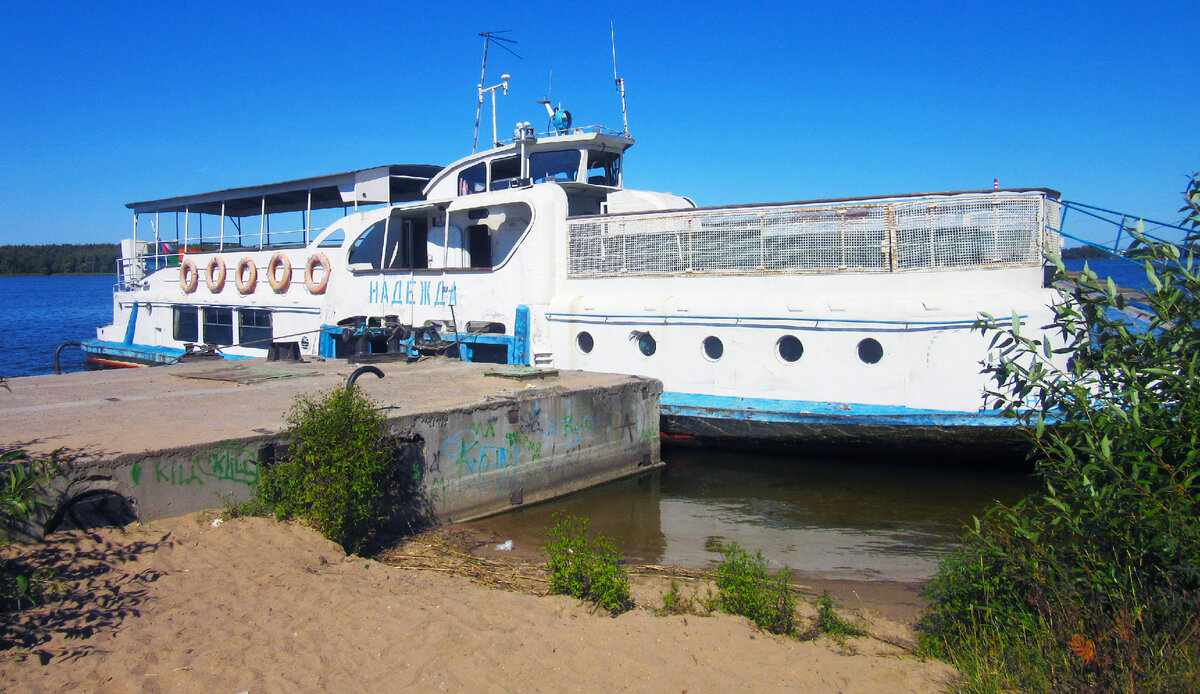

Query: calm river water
left=1, top=258, right=1145, bottom=581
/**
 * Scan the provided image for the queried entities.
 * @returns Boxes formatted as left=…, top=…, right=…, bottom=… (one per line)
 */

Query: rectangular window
left=238, top=309, right=272, bottom=347
left=529, top=150, right=581, bottom=183
left=173, top=306, right=199, bottom=343
left=490, top=156, right=522, bottom=190
left=587, top=150, right=621, bottom=186
left=202, top=307, right=234, bottom=346
left=457, top=162, right=486, bottom=196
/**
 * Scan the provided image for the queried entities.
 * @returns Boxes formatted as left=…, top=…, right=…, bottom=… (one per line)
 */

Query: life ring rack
left=305, top=253, right=331, bottom=295
left=206, top=256, right=227, bottom=293
left=235, top=257, right=257, bottom=295
left=179, top=259, right=199, bottom=294
left=267, top=252, right=292, bottom=293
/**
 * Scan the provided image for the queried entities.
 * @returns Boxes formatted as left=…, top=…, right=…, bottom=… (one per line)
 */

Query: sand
left=1, top=514, right=957, bottom=693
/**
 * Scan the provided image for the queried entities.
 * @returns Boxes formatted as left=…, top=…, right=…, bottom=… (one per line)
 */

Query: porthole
left=702, top=336, right=723, bottom=361
left=857, top=337, right=883, bottom=364
left=576, top=331, right=594, bottom=354
left=635, top=331, right=656, bottom=357
left=776, top=335, right=804, bottom=362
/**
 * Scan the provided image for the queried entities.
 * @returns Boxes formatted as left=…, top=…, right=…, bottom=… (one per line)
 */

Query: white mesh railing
left=568, top=192, right=1058, bottom=277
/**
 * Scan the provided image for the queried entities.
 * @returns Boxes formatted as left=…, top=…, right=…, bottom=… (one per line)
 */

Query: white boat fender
left=206, top=256, right=227, bottom=293
left=305, top=253, right=331, bottom=295
left=267, top=252, right=292, bottom=293
left=179, top=259, right=199, bottom=293
left=235, top=257, right=258, bottom=295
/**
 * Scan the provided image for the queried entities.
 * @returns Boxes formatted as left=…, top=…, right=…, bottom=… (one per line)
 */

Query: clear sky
left=0, top=1, right=1194, bottom=247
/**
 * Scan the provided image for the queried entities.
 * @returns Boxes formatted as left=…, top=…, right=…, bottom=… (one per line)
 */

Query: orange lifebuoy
left=205, top=256, right=227, bottom=293
left=304, top=253, right=331, bottom=294
left=179, top=259, right=199, bottom=293
left=235, top=257, right=257, bottom=295
left=267, top=252, right=292, bottom=293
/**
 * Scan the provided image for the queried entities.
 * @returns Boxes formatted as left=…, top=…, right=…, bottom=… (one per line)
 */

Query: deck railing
left=567, top=192, right=1061, bottom=278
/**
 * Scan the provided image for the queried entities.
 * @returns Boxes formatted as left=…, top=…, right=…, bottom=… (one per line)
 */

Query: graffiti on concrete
left=131, top=441, right=260, bottom=488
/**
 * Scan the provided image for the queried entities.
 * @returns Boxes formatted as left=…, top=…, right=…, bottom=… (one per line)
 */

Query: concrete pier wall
left=0, top=360, right=660, bottom=537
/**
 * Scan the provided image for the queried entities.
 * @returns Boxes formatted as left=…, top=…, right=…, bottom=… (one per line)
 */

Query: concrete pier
left=0, top=358, right=661, bottom=536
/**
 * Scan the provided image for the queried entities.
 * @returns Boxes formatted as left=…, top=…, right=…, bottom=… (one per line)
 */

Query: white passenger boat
left=88, top=97, right=1064, bottom=451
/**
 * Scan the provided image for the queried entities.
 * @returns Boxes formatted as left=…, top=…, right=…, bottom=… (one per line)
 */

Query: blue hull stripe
left=545, top=312, right=1023, bottom=333
left=660, top=392, right=1018, bottom=428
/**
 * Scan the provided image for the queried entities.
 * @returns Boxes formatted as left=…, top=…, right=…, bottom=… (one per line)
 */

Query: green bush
left=542, top=512, right=633, bottom=616
left=257, top=386, right=398, bottom=554
left=918, top=175, right=1200, bottom=691
left=1, top=449, right=59, bottom=611
left=815, top=590, right=866, bottom=643
left=711, top=542, right=797, bottom=636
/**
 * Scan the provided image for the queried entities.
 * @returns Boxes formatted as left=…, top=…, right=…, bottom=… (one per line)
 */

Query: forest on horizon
left=0, top=244, right=120, bottom=275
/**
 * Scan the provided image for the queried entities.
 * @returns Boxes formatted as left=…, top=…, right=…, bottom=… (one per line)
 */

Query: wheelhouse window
left=202, top=307, right=234, bottom=346
left=173, top=306, right=199, bottom=342
left=239, top=308, right=272, bottom=347
left=529, top=150, right=580, bottom=183
left=586, top=150, right=621, bottom=186
left=490, top=156, right=522, bottom=190
left=458, top=162, right=486, bottom=196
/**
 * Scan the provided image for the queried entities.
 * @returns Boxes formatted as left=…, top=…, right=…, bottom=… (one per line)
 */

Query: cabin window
left=858, top=338, right=883, bottom=364
left=529, top=150, right=580, bottom=183
left=586, top=150, right=621, bottom=186
left=173, top=306, right=199, bottom=343
left=576, top=331, right=594, bottom=354
left=777, top=335, right=804, bottom=362
left=318, top=227, right=345, bottom=248
left=634, top=331, right=656, bottom=357
left=348, top=219, right=387, bottom=268
left=458, top=163, right=486, bottom=196
left=239, top=308, right=272, bottom=347
left=202, top=307, right=234, bottom=346
left=702, top=336, right=724, bottom=361
left=490, top=156, right=522, bottom=190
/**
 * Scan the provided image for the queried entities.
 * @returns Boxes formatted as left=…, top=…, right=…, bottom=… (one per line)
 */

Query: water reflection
left=467, top=446, right=1038, bottom=582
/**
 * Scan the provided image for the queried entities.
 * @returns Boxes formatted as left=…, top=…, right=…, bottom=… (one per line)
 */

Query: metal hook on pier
left=54, top=341, right=83, bottom=375
left=346, top=365, right=384, bottom=391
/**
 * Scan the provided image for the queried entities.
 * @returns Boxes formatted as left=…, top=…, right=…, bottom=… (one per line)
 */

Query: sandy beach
left=1, top=513, right=956, bottom=693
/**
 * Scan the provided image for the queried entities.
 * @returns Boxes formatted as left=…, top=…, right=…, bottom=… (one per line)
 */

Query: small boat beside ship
left=87, top=76, right=1066, bottom=451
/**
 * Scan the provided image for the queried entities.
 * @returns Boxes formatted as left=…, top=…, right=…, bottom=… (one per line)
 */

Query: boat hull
left=659, top=392, right=1030, bottom=458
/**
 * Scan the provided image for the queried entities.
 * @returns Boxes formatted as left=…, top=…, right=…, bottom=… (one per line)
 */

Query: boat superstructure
left=90, top=104, right=1064, bottom=450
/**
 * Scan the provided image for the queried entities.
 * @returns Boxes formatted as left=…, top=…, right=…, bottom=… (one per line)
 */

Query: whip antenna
left=611, top=22, right=629, bottom=136
left=473, top=31, right=521, bottom=153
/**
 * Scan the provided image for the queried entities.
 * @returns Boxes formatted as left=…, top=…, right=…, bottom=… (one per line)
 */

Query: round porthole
left=702, top=336, right=723, bottom=361
left=857, top=337, right=883, bottom=364
left=636, top=331, right=657, bottom=356
left=576, top=331, right=594, bottom=354
left=776, top=335, right=804, bottom=362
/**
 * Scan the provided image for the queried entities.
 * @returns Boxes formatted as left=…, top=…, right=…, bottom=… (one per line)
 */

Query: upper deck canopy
left=126, top=164, right=444, bottom=217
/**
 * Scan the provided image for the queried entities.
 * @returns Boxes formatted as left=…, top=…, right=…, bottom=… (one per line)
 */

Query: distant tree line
left=1061, top=245, right=1118, bottom=260
left=0, top=244, right=120, bottom=275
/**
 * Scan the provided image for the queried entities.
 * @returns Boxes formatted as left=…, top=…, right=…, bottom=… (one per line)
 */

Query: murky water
left=468, top=446, right=1038, bottom=582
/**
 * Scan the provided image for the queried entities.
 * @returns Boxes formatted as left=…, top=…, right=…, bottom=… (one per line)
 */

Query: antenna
left=611, top=22, right=629, bottom=136
left=473, top=31, right=522, bottom=153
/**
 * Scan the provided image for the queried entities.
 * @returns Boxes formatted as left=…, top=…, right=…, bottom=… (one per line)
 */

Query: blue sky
left=0, top=1, right=1194, bottom=247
